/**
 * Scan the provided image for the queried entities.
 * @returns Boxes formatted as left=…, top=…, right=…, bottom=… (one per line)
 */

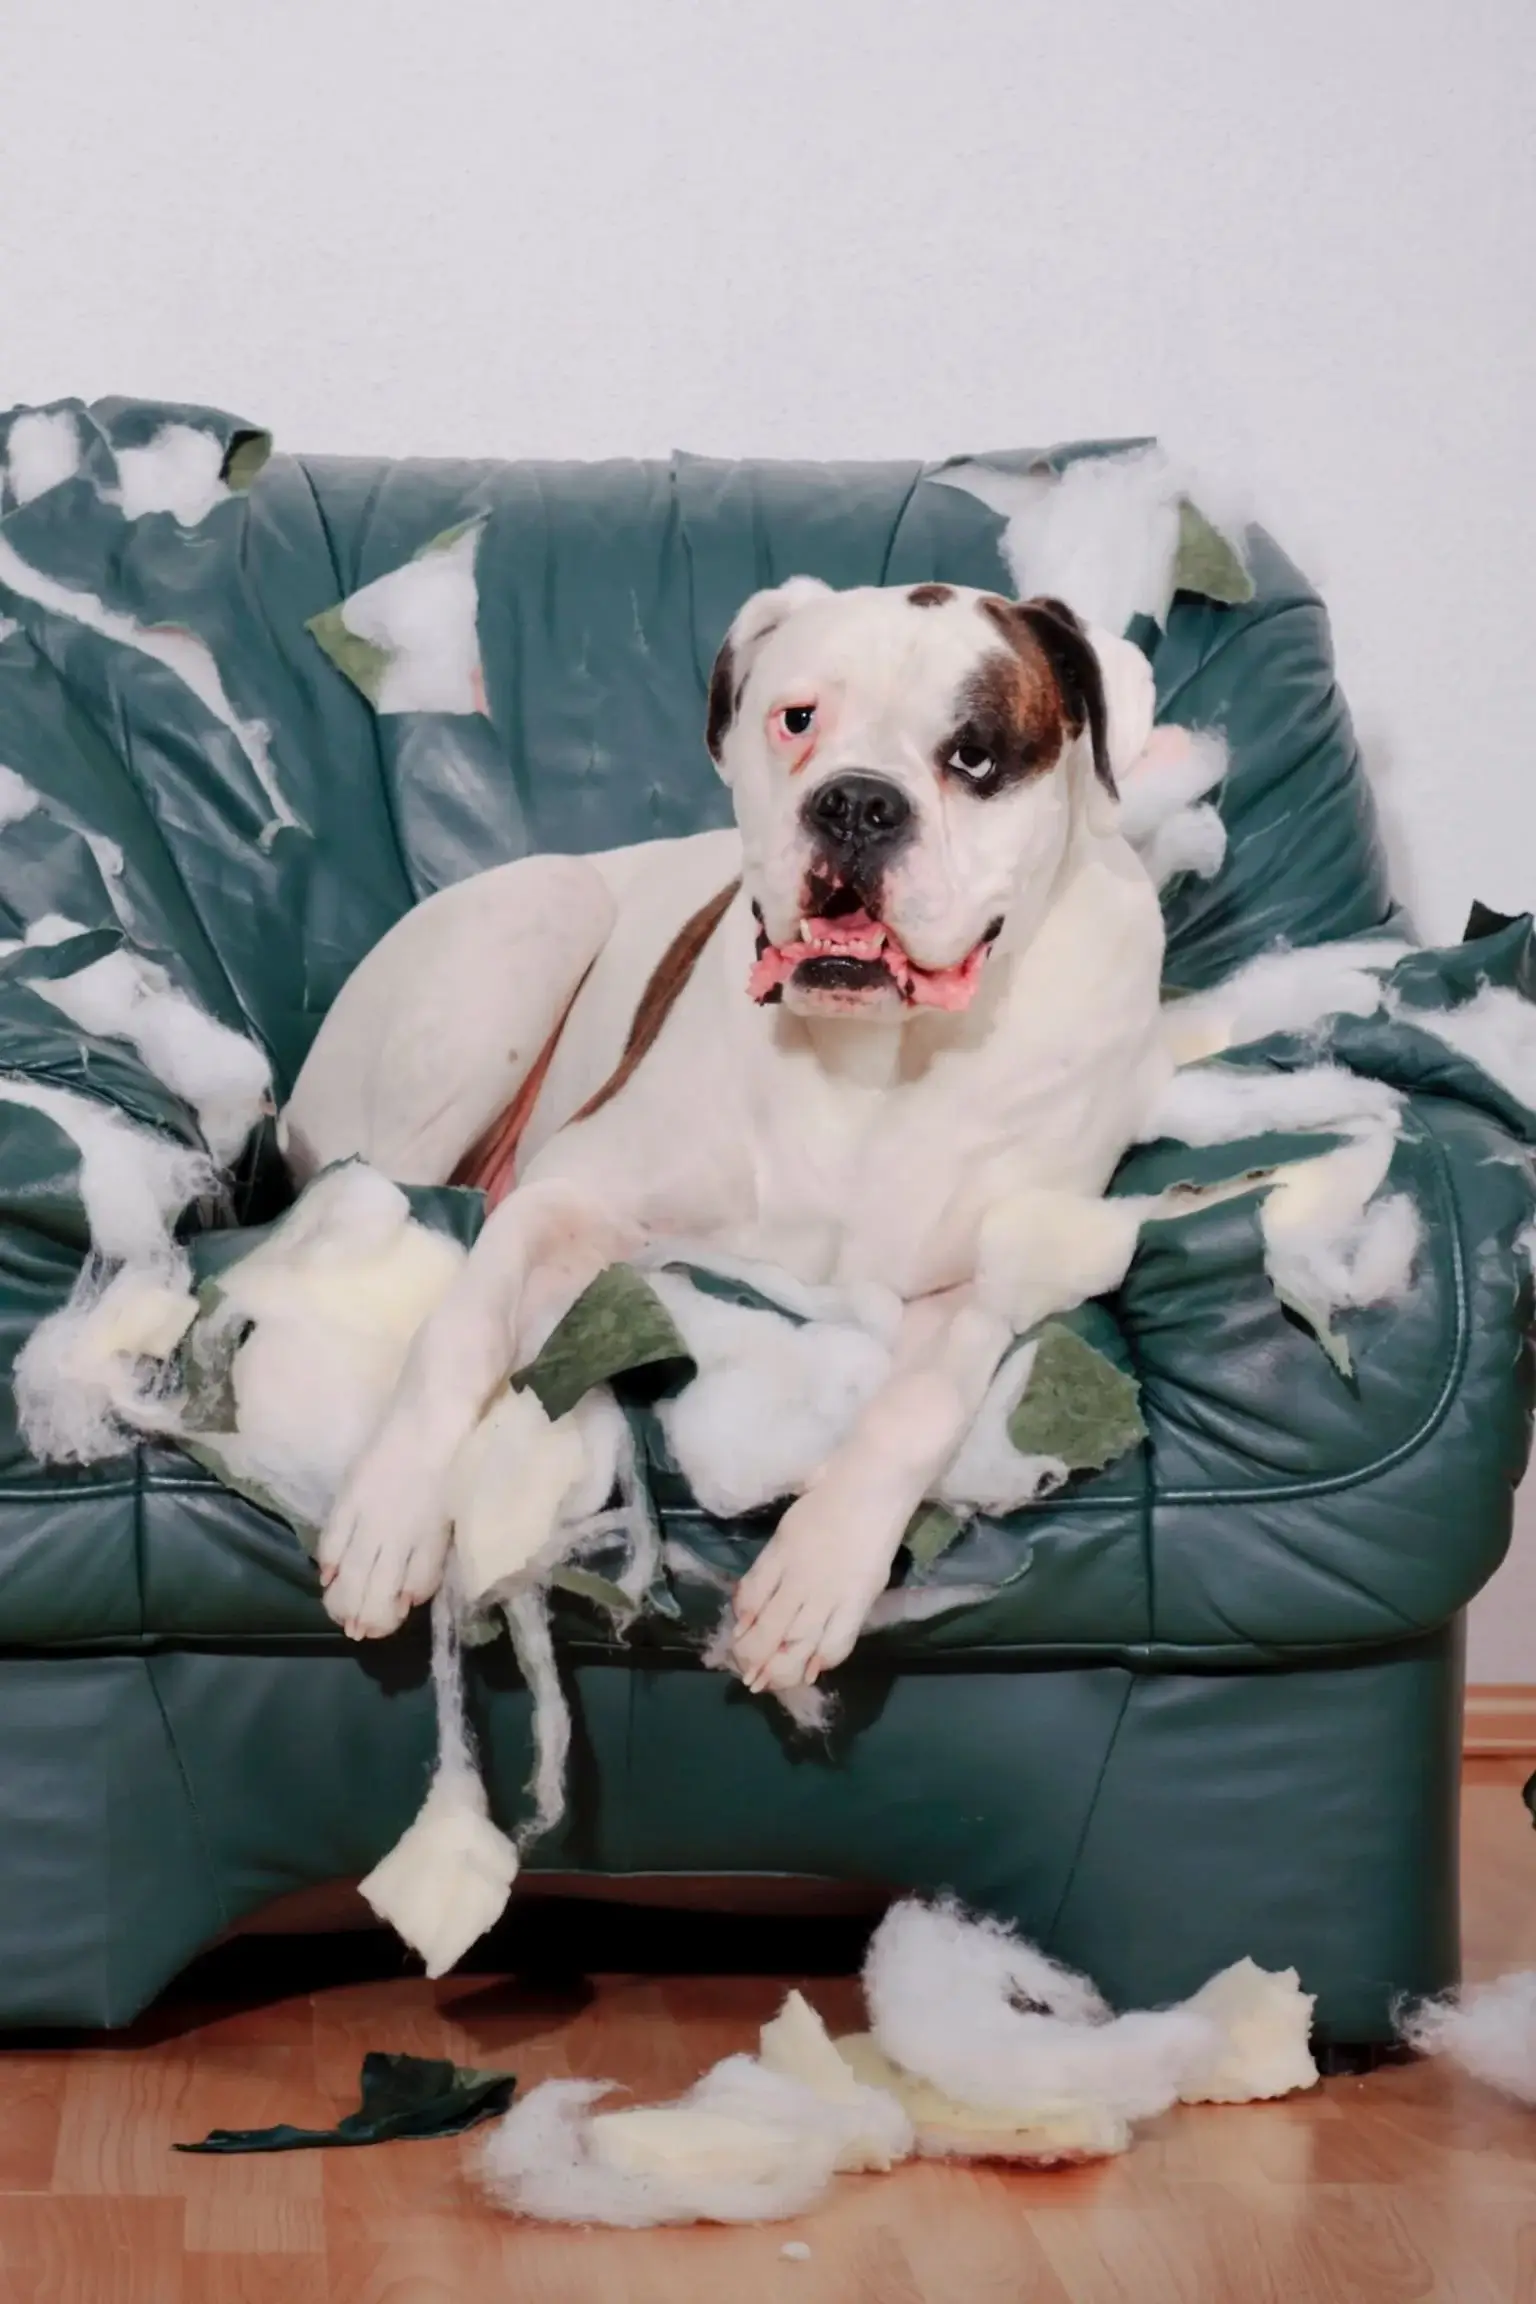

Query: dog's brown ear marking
left=571, top=877, right=741, bottom=1125
left=983, top=594, right=1115, bottom=804
left=706, top=636, right=737, bottom=762
left=907, top=583, right=954, bottom=608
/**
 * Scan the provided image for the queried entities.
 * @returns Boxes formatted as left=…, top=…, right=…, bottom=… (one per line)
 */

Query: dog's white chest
left=735, top=1023, right=1020, bottom=1294
left=744, top=1034, right=948, bottom=1289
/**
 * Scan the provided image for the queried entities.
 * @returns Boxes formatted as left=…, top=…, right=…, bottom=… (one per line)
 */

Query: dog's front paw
left=729, top=1492, right=896, bottom=1693
left=318, top=1424, right=454, bottom=1640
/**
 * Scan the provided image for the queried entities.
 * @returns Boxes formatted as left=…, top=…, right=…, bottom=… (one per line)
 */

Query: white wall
left=5, top=0, right=1536, bottom=1668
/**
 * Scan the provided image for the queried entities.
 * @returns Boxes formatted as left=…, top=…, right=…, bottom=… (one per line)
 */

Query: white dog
left=282, top=577, right=1169, bottom=1692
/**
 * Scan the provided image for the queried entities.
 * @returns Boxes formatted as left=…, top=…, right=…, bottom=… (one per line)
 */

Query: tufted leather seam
left=1041, top=1673, right=1134, bottom=1952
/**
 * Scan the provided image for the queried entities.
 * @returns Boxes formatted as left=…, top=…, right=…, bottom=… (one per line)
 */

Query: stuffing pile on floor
left=1400, top=1935, right=1536, bottom=2108
left=477, top=1894, right=1319, bottom=2227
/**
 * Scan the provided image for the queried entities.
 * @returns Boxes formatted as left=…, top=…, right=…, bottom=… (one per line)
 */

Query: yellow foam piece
left=833, top=2033, right=1131, bottom=2164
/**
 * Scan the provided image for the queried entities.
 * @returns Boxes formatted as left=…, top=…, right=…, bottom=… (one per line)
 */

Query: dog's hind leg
left=280, top=854, right=616, bottom=1186
left=318, top=1179, right=640, bottom=1639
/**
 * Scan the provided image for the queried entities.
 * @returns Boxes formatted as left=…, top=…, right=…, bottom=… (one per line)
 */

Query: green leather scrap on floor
left=176, top=2053, right=516, bottom=2154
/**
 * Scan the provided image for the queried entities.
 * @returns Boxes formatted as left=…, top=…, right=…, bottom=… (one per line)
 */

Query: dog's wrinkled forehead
left=706, top=577, right=1114, bottom=805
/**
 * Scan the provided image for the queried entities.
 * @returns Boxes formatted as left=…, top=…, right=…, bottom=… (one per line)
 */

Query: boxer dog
left=282, top=577, right=1169, bottom=1693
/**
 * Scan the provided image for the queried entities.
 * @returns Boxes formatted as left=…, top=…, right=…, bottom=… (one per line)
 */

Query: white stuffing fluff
left=607, top=1404, right=662, bottom=1604
left=1116, top=726, right=1231, bottom=892
left=560, top=1385, right=632, bottom=1529
left=932, top=445, right=1247, bottom=636
left=1260, top=1128, right=1421, bottom=1341
left=758, top=1990, right=915, bottom=2172
left=1146, top=1029, right=1422, bottom=1342
left=1175, top=1959, right=1318, bottom=2103
left=13, top=1256, right=197, bottom=1464
left=0, top=537, right=296, bottom=845
left=84, top=834, right=130, bottom=917
left=536, top=1395, right=657, bottom=1609
left=448, top=1383, right=591, bottom=1607
left=11, top=915, right=270, bottom=1164
left=864, top=1898, right=1217, bottom=2124
left=0, top=1080, right=212, bottom=1271
left=356, top=1371, right=580, bottom=1976
left=5, top=410, right=82, bottom=507
left=112, top=424, right=230, bottom=526
left=1142, top=1057, right=1419, bottom=1344
left=359, top=1573, right=519, bottom=1979
left=502, top=1584, right=572, bottom=1851
left=1391, top=982, right=1536, bottom=1113
left=1164, top=939, right=1413, bottom=1068
left=1116, top=726, right=1230, bottom=844
left=0, top=764, right=41, bottom=829
left=340, top=524, right=486, bottom=714
left=5, top=1081, right=213, bottom=1462
left=1400, top=1971, right=1536, bottom=2105
left=1139, top=802, right=1227, bottom=892
left=1143, top=1059, right=1402, bottom=1146
left=184, top=1165, right=466, bottom=1531
left=478, top=2072, right=843, bottom=2228
left=671, top=2051, right=904, bottom=2183
left=649, top=1270, right=892, bottom=1518
left=481, top=1908, right=1326, bottom=2226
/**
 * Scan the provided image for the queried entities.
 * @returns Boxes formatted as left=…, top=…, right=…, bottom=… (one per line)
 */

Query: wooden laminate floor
left=3, top=1759, right=1536, bottom=2303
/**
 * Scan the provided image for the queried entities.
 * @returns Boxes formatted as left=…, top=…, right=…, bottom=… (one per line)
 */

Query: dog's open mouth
left=748, top=907, right=1000, bottom=1013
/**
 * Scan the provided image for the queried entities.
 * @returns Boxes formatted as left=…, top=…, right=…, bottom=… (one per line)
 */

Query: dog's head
left=707, top=578, right=1155, bottom=1020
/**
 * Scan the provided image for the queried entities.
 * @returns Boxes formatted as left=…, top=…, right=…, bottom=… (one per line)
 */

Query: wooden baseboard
left=1465, top=1685, right=1536, bottom=1756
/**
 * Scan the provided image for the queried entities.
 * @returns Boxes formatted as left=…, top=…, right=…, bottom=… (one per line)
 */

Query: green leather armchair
left=0, top=398, right=1529, bottom=2037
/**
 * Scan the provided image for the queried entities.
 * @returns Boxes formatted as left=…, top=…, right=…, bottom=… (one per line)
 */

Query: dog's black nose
left=803, top=774, right=913, bottom=853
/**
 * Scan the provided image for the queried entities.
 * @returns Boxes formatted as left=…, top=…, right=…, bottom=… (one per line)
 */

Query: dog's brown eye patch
left=908, top=583, right=955, bottom=609
left=981, top=592, right=1116, bottom=806
left=949, top=739, right=992, bottom=778
left=938, top=649, right=1065, bottom=797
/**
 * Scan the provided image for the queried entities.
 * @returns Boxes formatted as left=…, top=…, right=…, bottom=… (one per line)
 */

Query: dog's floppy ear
left=1014, top=597, right=1155, bottom=835
left=706, top=575, right=832, bottom=776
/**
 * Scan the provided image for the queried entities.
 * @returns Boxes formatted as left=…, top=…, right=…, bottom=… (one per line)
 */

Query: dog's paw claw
left=729, top=1500, right=892, bottom=1692
left=319, top=1433, right=453, bottom=1638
